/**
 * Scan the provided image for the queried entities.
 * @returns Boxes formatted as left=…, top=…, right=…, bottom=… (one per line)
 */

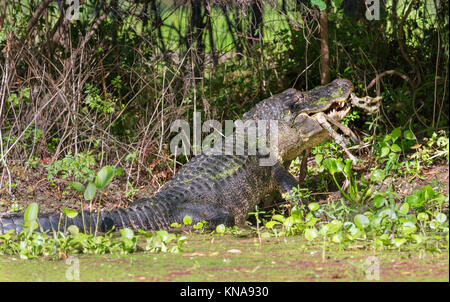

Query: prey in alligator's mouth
left=288, top=78, right=381, bottom=163
left=322, top=99, right=351, bottom=121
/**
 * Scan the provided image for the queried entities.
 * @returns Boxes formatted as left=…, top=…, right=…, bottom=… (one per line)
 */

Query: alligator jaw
left=327, top=101, right=352, bottom=122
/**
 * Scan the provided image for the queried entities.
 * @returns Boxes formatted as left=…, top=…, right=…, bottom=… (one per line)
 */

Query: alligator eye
left=295, top=92, right=304, bottom=100
left=282, top=98, right=297, bottom=109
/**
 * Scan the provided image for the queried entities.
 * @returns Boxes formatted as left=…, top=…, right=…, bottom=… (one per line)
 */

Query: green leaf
left=403, top=130, right=416, bottom=140
left=84, top=182, right=97, bottom=201
left=371, top=194, right=385, bottom=208
left=435, top=212, right=447, bottom=224
left=326, top=220, right=343, bottom=234
left=429, top=220, right=439, bottom=229
left=405, top=194, right=423, bottom=209
left=291, top=206, right=303, bottom=220
left=388, top=152, right=398, bottom=161
left=390, top=144, right=402, bottom=153
left=265, top=221, right=279, bottom=229
left=69, top=181, right=85, bottom=193
left=304, top=228, right=318, bottom=241
left=216, top=224, right=226, bottom=234
left=323, top=158, right=338, bottom=175
left=380, top=146, right=390, bottom=157
left=354, top=214, right=370, bottom=229
left=283, top=216, right=295, bottom=229
left=183, top=215, right=192, bottom=225
left=120, top=228, right=134, bottom=240
left=24, top=203, right=39, bottom=233
left=424, top=185, right=435, bottom=200
left=24, top=202, right=38, bottom=225
left=193, top=222, right=203, bottom=229
left=156, top=230, right=169, bottom=241
left=400, top=222, right=417, bottom=234
left=378, top=208, right=397, bottom=220
left=390, top=127, right=402, bottom=141
left=332, top=233, right=342, bottom=243
left=178, top=235, right=188, bottom=244
left=62, top=208, right=78, bottom=219
left=114, top=167, right=124, bottom=177
left=410, top=234, right=423, bottom=244
left=348, top=225, right=362, bottom=239
left=308, top=202, right=320, bottom=212
left=305, top=216, right=319, bottom=227
left=393, top=238, right=407, bottom=247
left=319, top=224, right=329, bottom=236
left=343, top=221, right=355, bottom=230
left=344, top=159, right=353, bottom=177
left=417, top=212, right=429, bottom=221
left=311, top=0, right=326, bottom=10
left=315, top=154, right=323, bottom=165
left=95, top=166, right=115, bottom=189
left=336, top=159, right=345, bottom=173
left=371, top=169, right=385, bottom=182
left=67, top=225, right=79, bottom=236
left=399, top=203, right=410, bottom=215
left=272, top=215, right=286, bottom=223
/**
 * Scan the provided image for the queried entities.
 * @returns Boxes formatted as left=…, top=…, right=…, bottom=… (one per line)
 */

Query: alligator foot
left=272, top=162, right=300, bottom=194
left=315, top=112, right=358, bottom=164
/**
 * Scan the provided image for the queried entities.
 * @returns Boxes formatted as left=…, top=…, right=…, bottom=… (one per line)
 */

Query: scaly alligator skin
left=0, top=79, right=378, bottom=234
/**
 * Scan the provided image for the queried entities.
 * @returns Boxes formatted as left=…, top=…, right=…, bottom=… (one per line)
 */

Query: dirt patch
left=0, top=167, right=159, bottom=214
left=381, top=162, right=449, bottom=198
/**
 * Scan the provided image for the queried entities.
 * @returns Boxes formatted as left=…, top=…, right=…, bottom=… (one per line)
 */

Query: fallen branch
left=367, top=70, right=414, bottom=90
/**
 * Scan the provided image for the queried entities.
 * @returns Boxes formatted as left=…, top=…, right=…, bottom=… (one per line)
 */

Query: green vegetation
left=0, top=0, right=448, bottom=282
left=0, top=166, right=187, bottom=259
left=257, top=184, right=448, bottom=250
left=0, top=216, right=187, bottom=260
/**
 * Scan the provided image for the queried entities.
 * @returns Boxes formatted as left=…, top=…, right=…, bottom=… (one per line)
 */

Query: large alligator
left=0, top=79, right=379, bottom=234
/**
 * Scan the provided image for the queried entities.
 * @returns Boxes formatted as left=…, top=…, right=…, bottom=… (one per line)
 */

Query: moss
left=331, top=87, right=344, bottom=98
left=314, top=97, right=330, bottom=106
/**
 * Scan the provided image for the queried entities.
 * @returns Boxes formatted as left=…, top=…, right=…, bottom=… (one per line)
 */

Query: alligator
left=0, top=79, right=380, bottom=235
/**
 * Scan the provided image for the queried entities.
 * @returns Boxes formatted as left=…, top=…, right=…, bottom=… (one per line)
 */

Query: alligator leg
left=175, top=202, right=235, bottom=228
left=272, top=162, right=299, bottom=194
left=265, top=151, right=308, bottom=208
left=315, top=112, right=358, bottom=164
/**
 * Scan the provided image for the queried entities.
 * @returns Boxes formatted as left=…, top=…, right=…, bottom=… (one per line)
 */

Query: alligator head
left=243, top=78, right=380, bottom=163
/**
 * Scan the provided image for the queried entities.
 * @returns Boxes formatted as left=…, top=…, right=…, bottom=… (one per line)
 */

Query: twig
left=366, top=70, right=414, bottom=90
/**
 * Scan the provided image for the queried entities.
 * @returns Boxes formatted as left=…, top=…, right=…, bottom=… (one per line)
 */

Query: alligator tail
left=0, top=202, right=175, bottom=235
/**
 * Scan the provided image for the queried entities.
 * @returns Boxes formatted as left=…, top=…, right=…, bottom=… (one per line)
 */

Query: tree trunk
left=248, top=0, right=263, bottom=49
left=190, top=0, right=205, bottom=77
left=204, top=0, right=217, bottom=66
left=319, top=4, right=330, bottom=85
